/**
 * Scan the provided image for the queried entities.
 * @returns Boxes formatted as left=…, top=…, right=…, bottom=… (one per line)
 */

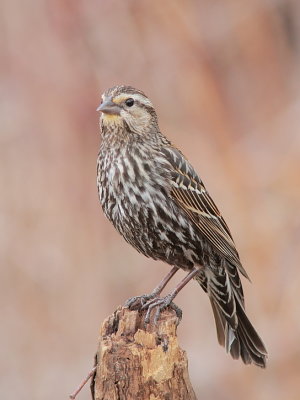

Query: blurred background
left=1, top=0, right=300, bottom=399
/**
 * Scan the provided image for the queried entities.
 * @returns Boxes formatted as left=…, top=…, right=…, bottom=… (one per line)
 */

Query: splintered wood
left=92, top=306, right=196, bottom=400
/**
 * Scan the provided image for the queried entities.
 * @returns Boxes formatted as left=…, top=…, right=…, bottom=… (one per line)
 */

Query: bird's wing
left=161, top=146, right=250, bottom=282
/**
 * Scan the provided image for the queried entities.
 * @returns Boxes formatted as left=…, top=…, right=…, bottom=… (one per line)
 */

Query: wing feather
left=161, top=147, right=250, bottom=281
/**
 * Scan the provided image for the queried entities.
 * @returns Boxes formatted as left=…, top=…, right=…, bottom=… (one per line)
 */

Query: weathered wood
left=92, top=306, right=197, bottom=400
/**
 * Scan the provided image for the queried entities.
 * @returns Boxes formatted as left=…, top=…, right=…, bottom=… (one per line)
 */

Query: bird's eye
left=125, top=98, right=134, bottom=107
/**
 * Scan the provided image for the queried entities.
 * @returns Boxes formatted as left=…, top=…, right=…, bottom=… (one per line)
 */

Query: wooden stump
left=91, top=306, right=197, bottom=400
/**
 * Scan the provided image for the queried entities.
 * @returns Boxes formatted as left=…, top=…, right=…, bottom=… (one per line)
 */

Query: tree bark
left=91, top=306, right=197, bottom=400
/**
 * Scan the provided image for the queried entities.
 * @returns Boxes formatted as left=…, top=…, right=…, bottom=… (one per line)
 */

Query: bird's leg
left=142, top=266, right=201, bottom=324
left=145, top=266, right=179, bottom=299
left=124, top=266, right=179, bottom=309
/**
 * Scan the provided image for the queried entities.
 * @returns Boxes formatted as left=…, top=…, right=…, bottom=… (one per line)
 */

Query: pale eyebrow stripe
left=113, top=93, right=153, bottom=107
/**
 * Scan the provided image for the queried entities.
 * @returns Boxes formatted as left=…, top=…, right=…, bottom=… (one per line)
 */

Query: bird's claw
left=124, top=293, right=158, bottom=310
left=142, top=295, right=182, bottom=325
left=125, top=294, right=182, bottom=326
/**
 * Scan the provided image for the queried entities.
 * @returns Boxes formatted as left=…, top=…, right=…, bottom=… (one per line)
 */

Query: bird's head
left=97, top=85, right=159, bottom=137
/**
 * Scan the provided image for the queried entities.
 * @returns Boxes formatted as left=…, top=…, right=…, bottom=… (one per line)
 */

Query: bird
left=96, top=85, right=267, bottom=368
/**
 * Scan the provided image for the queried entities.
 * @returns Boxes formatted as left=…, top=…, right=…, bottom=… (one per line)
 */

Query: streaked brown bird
left=96, top=85, right=267, bottom=368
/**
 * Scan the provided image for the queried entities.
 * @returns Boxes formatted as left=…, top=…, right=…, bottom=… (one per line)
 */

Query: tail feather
left=210, top=298, right=225, bottom=347
left=196, top=270, right=267, bottom=367
left=211, top=296, right=267, bottom=368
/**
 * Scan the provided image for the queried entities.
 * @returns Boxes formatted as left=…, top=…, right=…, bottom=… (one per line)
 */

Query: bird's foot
left=124, top=292, right=158, bottom=310
left=141, top=295, right=182, bottom=325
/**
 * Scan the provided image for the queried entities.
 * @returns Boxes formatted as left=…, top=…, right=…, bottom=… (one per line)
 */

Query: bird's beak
left=96, top=98, right=121, bottom=115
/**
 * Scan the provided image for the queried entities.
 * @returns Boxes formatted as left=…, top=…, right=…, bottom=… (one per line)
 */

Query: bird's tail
left=210, top=295, right=267, bottom=368
left=196, top=272, right=267, bottom=368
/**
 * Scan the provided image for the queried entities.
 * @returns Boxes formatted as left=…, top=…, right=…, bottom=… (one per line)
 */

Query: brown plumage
left=96, top=85, right=267, bottom=368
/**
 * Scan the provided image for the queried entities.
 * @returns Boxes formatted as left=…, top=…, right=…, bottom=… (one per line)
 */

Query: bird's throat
left=101, top=113, right=123, bottom=125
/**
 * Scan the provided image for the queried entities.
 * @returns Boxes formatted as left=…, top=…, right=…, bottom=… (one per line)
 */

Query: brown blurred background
left=1, top=0, right=300, bottom=399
